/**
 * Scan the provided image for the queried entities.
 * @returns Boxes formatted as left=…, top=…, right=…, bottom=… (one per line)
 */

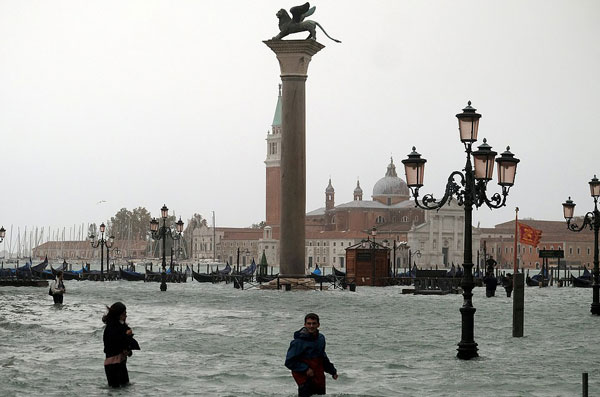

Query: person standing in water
left=102, top=302, right=139, bottom=388
left=50, top=270, right=65, bottom=304
left=285, top=313, right=338, bottom=396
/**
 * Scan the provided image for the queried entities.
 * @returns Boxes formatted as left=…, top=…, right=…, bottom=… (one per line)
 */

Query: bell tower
left=354, top=179, right=363, bottom=201
left=325, top=178, right=335, bottom=210
left=265, top=85, right=282, bottom=227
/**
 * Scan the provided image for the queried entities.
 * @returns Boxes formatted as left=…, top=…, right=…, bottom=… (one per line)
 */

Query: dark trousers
left=52, top=293, right=63, bottom=304
left=298, top=380, right=325, bottom=397
left=105, top=362, right=129, bottom=388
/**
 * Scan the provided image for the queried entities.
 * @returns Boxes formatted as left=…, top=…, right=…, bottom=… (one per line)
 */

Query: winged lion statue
left=272, top=2, right=341, bottom=43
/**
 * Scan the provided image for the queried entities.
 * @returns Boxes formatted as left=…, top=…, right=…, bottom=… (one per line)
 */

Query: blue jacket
left=285, top=327, right=337, bottom=376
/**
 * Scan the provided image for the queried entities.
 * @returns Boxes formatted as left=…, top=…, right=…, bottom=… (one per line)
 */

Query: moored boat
left=571, top=268, right=592, bottom=288
left=119, top=268, right=145, bottom=281
left=192, top=270, right=216, bottom=283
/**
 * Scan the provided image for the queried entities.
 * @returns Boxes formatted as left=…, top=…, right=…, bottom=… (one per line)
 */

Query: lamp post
left=0, top=227, right=5, bottom=243
left=89, top=223, right=115, bottom=282
left=562, top=175, right=600, bottom=315
left=107, top=246, right=120, bottom=272
left=236, top=247, right=250, bottom=273
left=370, top=227, right=377, bottom=286
left=396, top=241, right=409, bottom=276
left=402, top=101, right=519, bottom=360
left=383, top=239, right=391, bottom=276
left=408, top=249, right=421, bottom=270
left=150, top=204, right=184, bottom=292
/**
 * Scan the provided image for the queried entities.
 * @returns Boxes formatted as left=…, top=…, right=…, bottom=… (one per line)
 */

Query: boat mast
left=212, top=211, right=216, bottom=262
left=8, top=225, right=13, bottom=259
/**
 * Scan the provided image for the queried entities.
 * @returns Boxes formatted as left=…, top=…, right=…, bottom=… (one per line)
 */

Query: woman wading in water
left=102, top=302, right=139, bottom=387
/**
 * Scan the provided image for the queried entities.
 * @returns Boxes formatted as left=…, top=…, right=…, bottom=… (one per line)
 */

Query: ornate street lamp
left=402, top=101, right=519, bottom=360
left=150, top=204, right=184, bottom=292
left=0, top=226, right=5, bottom=243
left=89, top=222, right=115, bottom=281
left=236, top=247, right=251, bottom=273
left=562, top=175, right=600, bottom=315
left=107, top=246, right=120, bottom=272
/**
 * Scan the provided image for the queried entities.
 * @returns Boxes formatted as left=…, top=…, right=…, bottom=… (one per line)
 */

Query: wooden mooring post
left=513, top=273, right=524, bottom=337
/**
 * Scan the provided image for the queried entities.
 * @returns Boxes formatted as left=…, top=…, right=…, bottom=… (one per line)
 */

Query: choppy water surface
left=0, top=280, right=598, bottom=396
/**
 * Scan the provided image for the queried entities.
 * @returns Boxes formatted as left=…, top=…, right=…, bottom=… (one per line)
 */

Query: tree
left=132, top=207, right=152, bottom=240
left=109, top=208, right=132, bottom=240
left=109, top=207, right=154, bottom=241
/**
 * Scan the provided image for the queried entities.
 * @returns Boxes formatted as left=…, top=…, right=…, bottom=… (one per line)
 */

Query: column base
left=260, top=277, right=322, bottom=290
left=457, top=342, right=479, bottom=360
left=590, top=302, right=600, bottom=315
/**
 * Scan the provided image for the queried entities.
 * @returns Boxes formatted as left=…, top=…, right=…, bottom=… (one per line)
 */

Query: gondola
left=333, top=266, right=346, bottom=277
left=213, top=263, right=232, bottom=282
left=571, top=274, right=592, bottom=288
left=192, top=270, right=217, bottom=283
left=571, top=268, right=592, bottom=288
left=310, top=273, right=336, bottom=283
left=61, top=270, right=80, bottom=280
left=526, top=273, right=549, bottom=287
left=165, top=267, right=187, bottom=283
left=309, top=265, right=336, bottom=283
left=50, top=261, right=69, bottom=276
left=51, top=262, right=80, bottom=280
left=256, top=273, right=279, bottom=283
left=145, top=269, right=162, bottom=282
left=10, top=259, right=43, bottom=279
left=80, top=265, right=102, bottom=281
left=237, top=260, right=257, bottom=280
left=15, top=260, right=34, bottom=278
left=119, top=268, right=145, bottom=281
left=30, top=258, right=49, bottom=279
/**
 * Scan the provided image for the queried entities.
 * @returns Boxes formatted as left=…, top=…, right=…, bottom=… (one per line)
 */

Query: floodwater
left=0, top=279, right=597, bottom=396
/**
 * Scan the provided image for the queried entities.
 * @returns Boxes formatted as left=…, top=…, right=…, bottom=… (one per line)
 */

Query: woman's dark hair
left=56, top=270, right=63, bottom=277
left=102, top=301, right=126, bottom=324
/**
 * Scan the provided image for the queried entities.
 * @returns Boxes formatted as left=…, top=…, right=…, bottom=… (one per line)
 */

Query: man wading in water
left=285, top=313, right=338, bottom=396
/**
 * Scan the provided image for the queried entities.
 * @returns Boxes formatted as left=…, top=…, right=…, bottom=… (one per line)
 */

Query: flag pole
left=514, top=207, right=519, bottom=274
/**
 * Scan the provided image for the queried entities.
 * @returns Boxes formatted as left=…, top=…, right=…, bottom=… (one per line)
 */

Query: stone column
left=264, top=39, right=324, bottom=277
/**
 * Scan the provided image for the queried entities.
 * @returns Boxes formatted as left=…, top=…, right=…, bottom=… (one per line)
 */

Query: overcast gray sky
left=1, top=0, right=599, bottom=239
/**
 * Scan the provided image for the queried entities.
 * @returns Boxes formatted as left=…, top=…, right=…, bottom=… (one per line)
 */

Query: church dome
left=372, top=158, right=410, bottom=197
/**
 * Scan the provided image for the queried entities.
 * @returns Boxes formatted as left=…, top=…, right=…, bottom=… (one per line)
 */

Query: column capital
left=264, top=39, right=325, bottom=77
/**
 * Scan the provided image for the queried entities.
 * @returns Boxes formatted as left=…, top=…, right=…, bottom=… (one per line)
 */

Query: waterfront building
left=31, top=240, right=147, bottom=261
left=478, top=219, right=596, bottom=270
left=409, top=201, right=480, bottom=268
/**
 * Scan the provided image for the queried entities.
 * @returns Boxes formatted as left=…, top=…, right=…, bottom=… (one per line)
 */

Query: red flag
left=518, top=222, right=542, bottom=247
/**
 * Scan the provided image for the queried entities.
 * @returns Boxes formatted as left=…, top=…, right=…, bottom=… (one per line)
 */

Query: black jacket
left=103, top=321, right=140, bottom=358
